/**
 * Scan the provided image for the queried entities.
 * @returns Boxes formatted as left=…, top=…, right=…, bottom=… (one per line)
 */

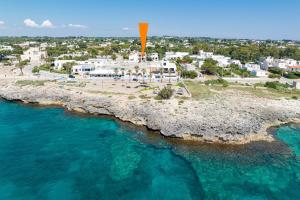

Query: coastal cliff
left=1, top=79, right=300, bottom=144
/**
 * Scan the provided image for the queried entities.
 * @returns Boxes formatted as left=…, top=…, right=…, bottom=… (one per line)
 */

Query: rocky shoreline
left=1, top=79, right=300, bottom=144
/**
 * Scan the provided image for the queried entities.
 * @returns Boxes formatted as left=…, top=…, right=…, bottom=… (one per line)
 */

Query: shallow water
left=0, top=101, right=299, bottom=200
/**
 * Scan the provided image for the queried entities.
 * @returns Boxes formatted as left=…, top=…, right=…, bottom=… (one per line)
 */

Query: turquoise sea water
left=0, top=100, right=299, bottom=200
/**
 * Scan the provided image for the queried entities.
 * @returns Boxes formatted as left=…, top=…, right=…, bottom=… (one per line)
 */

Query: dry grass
left=15, top=80, right=49, bottom=87
left=184, top=80, right=300, bottom=100
left=184, top=81, right=217, bottom=100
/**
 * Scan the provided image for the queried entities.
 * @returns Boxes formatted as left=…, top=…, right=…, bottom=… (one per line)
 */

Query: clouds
left=24, top=19, right=39, bottom=27
left=24, top=18, right=54, bottom=28
left=0, top=21, right=5, bottom=29
left=22, top=19, right=87, bottom=30
left=122, top=27, right=129, bottom=31
left=68, top=24, right=87, bottom=29
left=41, top=20, right=54, bottom=28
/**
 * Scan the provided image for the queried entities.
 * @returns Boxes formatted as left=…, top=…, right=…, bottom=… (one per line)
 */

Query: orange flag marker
left=139, top=22, right=149, bottom=57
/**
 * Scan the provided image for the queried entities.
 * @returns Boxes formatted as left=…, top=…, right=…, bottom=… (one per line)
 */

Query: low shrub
left=32, top=66, right=40, bottom=73
left=264, top=81, right=288, bottom=90
left=157, top=87, right=173, bottom=100
left=284, top=72, right=300, bottom=79
left=128, top=95, right=136, bottom=100
left=292, top=96, right=298, bottom=100
left=268, top=73, right=281, bottom=79
left=204, top=78, right=229, bottom=87
left=181, top=70, right=198, bottom=79
left=39, top=64, right=51, bottom=71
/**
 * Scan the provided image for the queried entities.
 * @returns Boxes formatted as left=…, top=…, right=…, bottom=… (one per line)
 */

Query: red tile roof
left=288, top=66, right=300, bottom=69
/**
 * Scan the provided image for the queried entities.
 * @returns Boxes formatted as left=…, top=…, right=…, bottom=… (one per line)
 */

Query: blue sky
left=0, top=0, right=299, bottom=40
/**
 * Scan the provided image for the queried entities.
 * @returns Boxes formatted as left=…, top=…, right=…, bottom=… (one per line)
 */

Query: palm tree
left=128, top=69, right=132, bottom=82
left=177, top=70, right=181, bottom=82
left=168, top=68, right=172, bottom=83
left=149, top=71, right=153, bottom=83
left=17, top=62, right=25, bottom=76
left=134, top=65, right=140, bottom=80
left=121, top=68, right=125, bottom=82
left=16, top=58, right=29, bottom=76
left=141, top=68, right=146, bottom=83
left=114, top=68, right=119, bottom=80
left=159, top=68, right=164, bottom=83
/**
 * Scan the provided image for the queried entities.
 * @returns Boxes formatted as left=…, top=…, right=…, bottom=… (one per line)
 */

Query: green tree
left=181, top=70, right=198, bottom=79
left=201, top=58, right=220, bottom=75
left=111, top=54, right=117, bottom=61
left=157, top=87, right=173, bottom=100
left=62, top=62, right=76, bottom=74
left=16, top=60, right=29, bottom=76
left=121, top=68, right=125, bottom=82
left=159, top=68, right=164, bottom=83
left=149, top=71, right=153, bottom=83
left=114, top=68, right=119, bottom=78
left=128, top=69, right=132, bottom=82
left=141, top=68, right=146, bottom=83
left=32, top=66, right=40, bottom=74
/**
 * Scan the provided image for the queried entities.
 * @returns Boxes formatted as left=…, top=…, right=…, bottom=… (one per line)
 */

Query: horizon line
left=0, top=35, right=299, bottom=42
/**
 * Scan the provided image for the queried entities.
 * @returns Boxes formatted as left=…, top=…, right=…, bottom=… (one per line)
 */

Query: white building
left=198, top=60, right=205, bottom=68
left=40, top=43, right=50, bottom=49
left=149, top=53, right=159, bottom=61
left=195, top=50, right=241, bottom=68
left=243, top=63, right=261, bottom=71
left=58, top=51, right=88, bottom=59
left=230, top=59, right=242, bottom=67
left=129, top=51, right=146, bottom=63
left=260, top=57, right=274, bottom=70
left=260, top=57, right=299, bottom=70
left=146, top=42, right=155, bottom=48
left=165, top=52, right=189, bottom=60
left=0, top=45, right=14, bottom=51
left=211, top=55, right=231, bottom=67
left=293, top=81, right=300, bottom=89
left=78, top=58, right=113, bottom=67
left=273, top=59, right=289, bottom=69
left=90, top=69, right=116, bottom=77
left=287, top=66, right=300, bottom=72
left=99, top=42, right=112, bottom=47
left=198, top=50, right=213, bottom=59
left=20, top=47, right=47, bottom=65
left=72, top=65, right=95, bottom=75
left=18, top=41, right=37, bottom=48
left=160, top=60, right=177, bottom=80
left=251, top=69, right=268, bottom=77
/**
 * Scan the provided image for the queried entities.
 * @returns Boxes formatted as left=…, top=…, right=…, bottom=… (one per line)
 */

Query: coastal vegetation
left=156, top=87, right=173, bottom=100
left=184, top=80, right=300, bottom=100
left=268, top=67, right=300, bottom=79
left=32, top=66, right=40, bottom=74
left=264, top=81, right=289, bottom=90
left=16, top=59, right=29, bottom=76
left=204, top=78, right=229, bottom=87
left=184, top=81, right=216, bottom=100
left=181, top=70, right=198, bottom=79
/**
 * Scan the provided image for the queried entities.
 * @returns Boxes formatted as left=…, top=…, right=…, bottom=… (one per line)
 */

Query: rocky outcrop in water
left=1, top=80, right=300, bottom=144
